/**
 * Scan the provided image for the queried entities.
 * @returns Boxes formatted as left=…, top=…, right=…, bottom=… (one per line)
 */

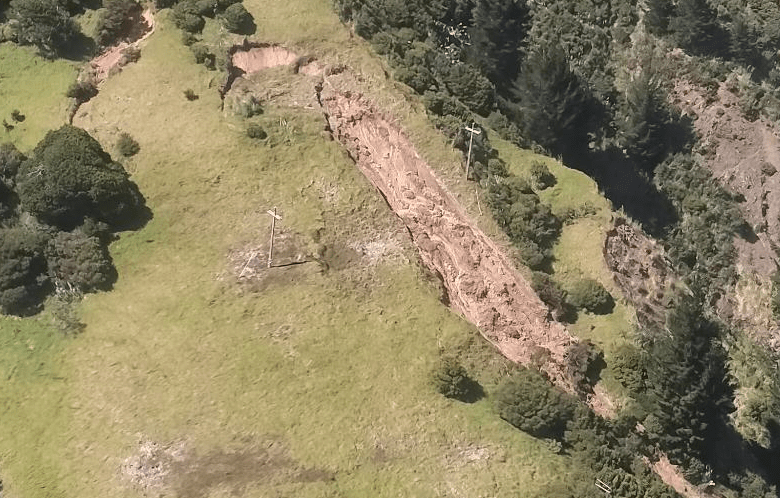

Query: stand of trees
left=0, top=126, right=149, bottom=316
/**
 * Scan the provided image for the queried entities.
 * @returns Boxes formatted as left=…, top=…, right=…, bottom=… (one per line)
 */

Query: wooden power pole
left=266, top=208, right=282, bottom=268
left=464, top=123, right=481, bottom=180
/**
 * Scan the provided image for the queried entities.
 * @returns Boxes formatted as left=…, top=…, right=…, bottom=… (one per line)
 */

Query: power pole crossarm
left=266, top=208, right=282, bottom=268
left=464, top=124, right=481, bottom=181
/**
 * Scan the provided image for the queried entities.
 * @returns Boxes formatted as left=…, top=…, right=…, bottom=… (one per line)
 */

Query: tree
left=568, top=278, right=614, bottom=314
left=95, top=0, right=141, bottom=48
left=0, top=227, right=50, bottom=316
left=668, top=0, right=726, bottom=57
left=494, top=368, right=578, bottom=440
left=642, top=295, right=728, bottom=465
left=8, top=0, right=80, bottom=57
left=618, top=74, right=674, bottom=171
left=510, top=44, right=594, bottom=158
left=16, top=125, right=147, bottom=231
left=171, top=0, right=205, bottom=33
left=467, top=0, right=530, bottom=88
left=220, top=2, right=254, bottom=34
left=45, top=230, right=116, bottom=292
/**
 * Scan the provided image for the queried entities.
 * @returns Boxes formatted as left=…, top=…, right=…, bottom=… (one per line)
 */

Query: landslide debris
left=604, top=217, right=679, bottom=333
left=673, top=80, right=780, bottom=349
left=317, top=75, right=579, bottom=392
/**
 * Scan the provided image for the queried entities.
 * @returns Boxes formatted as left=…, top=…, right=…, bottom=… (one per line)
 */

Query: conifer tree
left=668, top=0, right=725, bottom=56
left=643, top=295, right=728, bottom=464
left=467, top=0, right=529, bottom=89
left=619, top=74, right=671, bottom=171
left=510, top=44, right=593, bottom=157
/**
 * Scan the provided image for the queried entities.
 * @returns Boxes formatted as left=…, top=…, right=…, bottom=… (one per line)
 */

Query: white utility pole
left=464, top=123, right=481, bottom=180
left=266, top=208, right=282, bottom=268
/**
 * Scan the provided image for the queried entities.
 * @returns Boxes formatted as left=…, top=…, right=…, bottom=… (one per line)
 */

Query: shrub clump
left=116, top=132, right=140, bottom=157
left=494, top=368, right=578, bottom=441
left=190, top=43, right=215, bottom=69
left=246, top=123, right=267, bottom=140
left=183, top=89, right=199, bottom=101
left=66, top=79, right=98, bottom=103
left=220, top=2, right=254, bottom=34
left=431, top=355, right=480, bottom=401
left=528, top=161, right=556, bottom=190
left=567, top=278, right=614, bottom=314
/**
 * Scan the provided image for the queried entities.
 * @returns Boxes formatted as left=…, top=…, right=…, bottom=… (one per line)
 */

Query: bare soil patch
left=318, top=80, right=580, bottom=392
left=673, top=80, right=780, bottom=349
left=121, top=438, right=334, bottom=496
left=604, top=217, right=678, bottom=333
left=90, top=9, right=155, bottom=84
left=232, top=45, right=300, bottom=73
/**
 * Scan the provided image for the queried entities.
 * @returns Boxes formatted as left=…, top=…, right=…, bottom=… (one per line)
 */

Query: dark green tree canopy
left=0, top=227, right=50, bottom=316
left=8, top=0, right=81, bottom=57
left=510, top=44, right=595, bottom=157
left=220, top=2, right=254, bottom=34
left=16, top=125, right=147, bottom=231
left=467, top=0, right=529, bottom=88
left=494, top=367, right=579, bottom=440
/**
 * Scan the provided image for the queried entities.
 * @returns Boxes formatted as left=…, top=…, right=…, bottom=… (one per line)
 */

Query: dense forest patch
left=0, top=125, right=149, bottom=316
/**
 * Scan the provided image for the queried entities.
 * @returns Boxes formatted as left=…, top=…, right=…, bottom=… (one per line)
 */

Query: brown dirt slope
left=319, top=80, right=578, bottom=391
left=673, top=80, right=780, bottom=349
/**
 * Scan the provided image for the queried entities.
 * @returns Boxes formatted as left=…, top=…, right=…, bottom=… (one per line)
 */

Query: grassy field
left=0, top=5, right=604, bottom=498
left=0, top=43, right=77, bottom=151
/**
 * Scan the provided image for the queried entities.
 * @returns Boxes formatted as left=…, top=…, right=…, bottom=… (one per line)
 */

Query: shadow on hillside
left=562, top=147, right=678, bottom=238
left=59, top=33, right=97, bottom=62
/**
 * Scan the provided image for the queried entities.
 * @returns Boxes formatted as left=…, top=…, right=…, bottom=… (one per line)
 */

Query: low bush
left=246, top=123, right=267, bottom=139
left=564, top=340, right=604, bottom=392
left=183, top=88, right=198, bottom=100
left=567, top=278, right=614, bottom=314
left=529, top=161, right=555, bottom=190
left=66, top=79, right=98, bottom=103
left=116, top=132, right=139, bottom=157
left=431, top=355, right=482, bottom=402
left=190, top=43, right=214, bottom=68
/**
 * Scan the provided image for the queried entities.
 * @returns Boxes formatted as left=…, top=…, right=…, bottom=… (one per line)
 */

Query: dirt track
left=318, top=86, right=577, bottom=390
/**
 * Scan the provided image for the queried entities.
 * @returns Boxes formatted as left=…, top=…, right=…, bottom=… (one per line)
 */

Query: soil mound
left=318, top=84, right=578, bottom=391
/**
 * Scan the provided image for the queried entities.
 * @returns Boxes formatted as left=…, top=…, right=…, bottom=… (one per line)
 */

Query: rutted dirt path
left=318, top=85, right=578, bottom=391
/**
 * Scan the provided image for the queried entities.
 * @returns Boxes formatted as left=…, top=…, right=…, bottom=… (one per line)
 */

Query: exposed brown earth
left=90, top=9, right=155, bottom=84
left=231, top=45, right=300, bottom=73
left=318, top=79, right=579, bottom=392
left=673, top=80, right=780, bottom=350
left=604, top=217, right=679, bottom=333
